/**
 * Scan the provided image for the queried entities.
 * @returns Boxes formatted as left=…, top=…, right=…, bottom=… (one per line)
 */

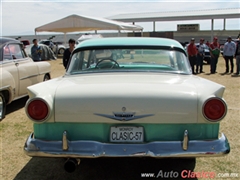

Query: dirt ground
left=0, top=56, right=239, bottom=180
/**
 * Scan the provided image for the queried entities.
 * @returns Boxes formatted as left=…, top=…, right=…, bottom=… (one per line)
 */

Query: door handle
left=15, top=63, right=19, bottom=66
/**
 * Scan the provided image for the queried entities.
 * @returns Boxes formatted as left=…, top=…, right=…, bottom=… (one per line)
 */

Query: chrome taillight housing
left=26, top=98, right=49, bottom=122
left=202, top=97, right=227, bottom=122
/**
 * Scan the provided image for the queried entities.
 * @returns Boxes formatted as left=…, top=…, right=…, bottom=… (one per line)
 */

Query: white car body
left=24, top=37, right=230, bottom=173
left=0, top=37, right=51, bottom=120
left=77, top=34, right=103, bottom=43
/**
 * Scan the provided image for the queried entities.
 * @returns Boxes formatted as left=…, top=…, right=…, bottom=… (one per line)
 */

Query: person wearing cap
left=196, top=38, right=205, bottom=73
left=63, top=38, right=76, bottom=69
left=187, top=38, right=198, bottom=74
left=209, top=37, right=220, bottom=74
left=223, top=36, right=236, bottom=74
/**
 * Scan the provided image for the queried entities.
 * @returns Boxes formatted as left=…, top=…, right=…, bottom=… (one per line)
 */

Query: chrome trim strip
left=19, top=71, right=50, bottom=80
left=94, top=113, right=154, bottom=121
left=20, top=74, right=39, bottom=80
left=24, top=133, right=230, bottom=158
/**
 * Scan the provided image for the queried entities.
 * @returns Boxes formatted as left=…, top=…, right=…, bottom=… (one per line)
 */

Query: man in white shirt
left=223, top=36, right=236, bottom=73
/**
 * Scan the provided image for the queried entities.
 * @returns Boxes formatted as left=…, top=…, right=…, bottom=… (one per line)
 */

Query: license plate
left=110, top=126, right=144, bottom=142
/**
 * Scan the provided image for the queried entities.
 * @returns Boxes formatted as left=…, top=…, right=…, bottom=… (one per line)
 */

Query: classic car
left=195, top=43, right=211, bottom=64
left=53, top=41, right=67, bottom=55
left=24, top=37, right=230, bottom=173
left=39, top=39, right=66, bottom=55
left=0, top=37, right=51, bottom=120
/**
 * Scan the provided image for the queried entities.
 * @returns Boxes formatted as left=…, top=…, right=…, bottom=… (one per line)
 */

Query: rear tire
left=0, top=92, right=6, bottom=120
left=58, top=48, right=65, bottom=55
left=43, top=74, right=50, bottom=81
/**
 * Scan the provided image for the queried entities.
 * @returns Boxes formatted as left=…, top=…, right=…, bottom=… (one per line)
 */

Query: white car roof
left=77, top=34, right=103, bottom=41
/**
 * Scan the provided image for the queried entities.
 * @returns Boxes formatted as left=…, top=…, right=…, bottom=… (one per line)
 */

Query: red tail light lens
left=203, top=98, right=227, bottom=122
left=27, top=99, right=49, bottom=121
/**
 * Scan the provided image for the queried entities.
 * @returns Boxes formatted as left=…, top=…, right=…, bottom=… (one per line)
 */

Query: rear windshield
left=67, top=47, right=191, bottom=75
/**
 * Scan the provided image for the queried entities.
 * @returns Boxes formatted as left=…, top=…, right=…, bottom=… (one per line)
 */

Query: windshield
left=67, top=48, right=191, bottom=75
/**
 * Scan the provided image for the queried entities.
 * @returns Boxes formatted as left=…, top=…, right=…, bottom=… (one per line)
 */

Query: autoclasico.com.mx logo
left=141, top=170, right=239, bottom=178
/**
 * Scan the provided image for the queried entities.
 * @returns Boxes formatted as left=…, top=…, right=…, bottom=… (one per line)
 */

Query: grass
left=0, top=56, right=239, bottom=180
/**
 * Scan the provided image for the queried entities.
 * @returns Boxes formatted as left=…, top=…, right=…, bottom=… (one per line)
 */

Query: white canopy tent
left=35, top=14, right=143, bottom=43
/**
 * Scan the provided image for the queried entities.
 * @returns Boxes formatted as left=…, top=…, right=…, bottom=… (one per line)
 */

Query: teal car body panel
left=33, top=123, right=220, bottom=141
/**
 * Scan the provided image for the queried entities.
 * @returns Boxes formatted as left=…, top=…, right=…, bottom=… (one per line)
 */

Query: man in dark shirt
left=187, top=38, right=198, bottom=74
left=63, top=39, right=76, bottom=69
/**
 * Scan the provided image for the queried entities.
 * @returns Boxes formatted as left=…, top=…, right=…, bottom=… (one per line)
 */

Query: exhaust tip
left=64, top=158, right=80, bottom=173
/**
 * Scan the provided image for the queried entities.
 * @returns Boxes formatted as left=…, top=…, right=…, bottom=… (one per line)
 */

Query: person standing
left=196, top=38, right=205, bottom=73
left=235, top=39, right=240, bottom=75
left=209, top=37, right=220, bottom=74
left=63, top=39, right=76, bottom=69
left=187, top=38, right=198, bottom=74
left=31, top=39, right=42, bottom=62
left=223, top=36, right=236, bottom=73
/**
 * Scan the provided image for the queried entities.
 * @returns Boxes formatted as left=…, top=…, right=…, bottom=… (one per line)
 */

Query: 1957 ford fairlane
left=24, top=37, right=230, bottom=172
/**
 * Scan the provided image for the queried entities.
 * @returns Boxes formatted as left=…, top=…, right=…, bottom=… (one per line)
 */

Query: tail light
left=26, top=99, right=49, bottom=122
left=203, top=97, right=227, bottom=122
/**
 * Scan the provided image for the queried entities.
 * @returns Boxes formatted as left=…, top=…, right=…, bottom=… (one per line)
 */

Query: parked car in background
left=25, top=44, right=57, bottom=61
left=0, top=37, right=51, bottom=120
left=195, top=43, right=211, bottom=64
left=53, top=41, right=66, bottom=55
left=39, top=39, right=66, bottom=55
left=20, top=40, right=30, bottom=48
left=24, top=37, right=230, bottom=173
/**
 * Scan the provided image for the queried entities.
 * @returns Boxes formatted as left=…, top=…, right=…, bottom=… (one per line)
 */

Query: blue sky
left=1, top=0, right=240, bottom=36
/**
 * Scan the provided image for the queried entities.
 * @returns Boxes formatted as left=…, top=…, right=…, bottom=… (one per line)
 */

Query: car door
left=7, top=43, right=39, bottom=97
left=1, top=45, right=20, bottom=99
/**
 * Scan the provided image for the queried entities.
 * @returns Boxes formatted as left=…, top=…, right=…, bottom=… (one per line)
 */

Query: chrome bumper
left=24, top=132, right=230, bottom=158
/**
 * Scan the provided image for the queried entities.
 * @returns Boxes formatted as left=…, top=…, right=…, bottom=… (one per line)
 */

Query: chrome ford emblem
left=94, top=106, right=154, bottom=121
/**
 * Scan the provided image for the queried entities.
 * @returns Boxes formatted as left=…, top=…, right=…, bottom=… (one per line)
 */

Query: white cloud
left=1, top=1, right=240, bottom=35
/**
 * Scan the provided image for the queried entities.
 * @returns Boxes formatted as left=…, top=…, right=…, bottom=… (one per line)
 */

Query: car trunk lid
left=54, top=73, right=198, bottom=123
